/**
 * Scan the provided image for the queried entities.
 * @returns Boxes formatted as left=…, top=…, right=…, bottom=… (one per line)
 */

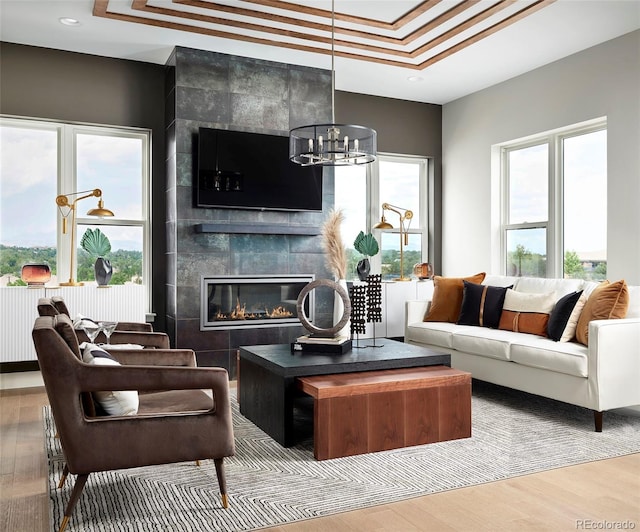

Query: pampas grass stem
left=322, top=209, right=347, bottom=280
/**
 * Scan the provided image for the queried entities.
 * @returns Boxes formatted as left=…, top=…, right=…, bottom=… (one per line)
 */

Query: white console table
left=352, top=279, right=434, bottom=340
left=0, top=285, right=146, bottom=363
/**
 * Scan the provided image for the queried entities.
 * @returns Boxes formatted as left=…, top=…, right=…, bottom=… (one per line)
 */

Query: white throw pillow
left=560, top=294, right=587, bottom=342
left=82, top=344, right=139, bottom=416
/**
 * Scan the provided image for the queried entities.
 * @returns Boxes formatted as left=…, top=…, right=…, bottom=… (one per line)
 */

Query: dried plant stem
left=322, top=209, right=347, bottom=280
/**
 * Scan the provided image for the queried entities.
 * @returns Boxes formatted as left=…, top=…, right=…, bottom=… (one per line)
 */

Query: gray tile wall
left=165, top=47, right=334, bottom=376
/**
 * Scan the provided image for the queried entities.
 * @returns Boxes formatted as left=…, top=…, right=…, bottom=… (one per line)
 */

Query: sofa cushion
left=424, top=272, right=486, bottom=323
left=405, top=321, right=458, bottom=349
left=510, top=337, right=589, bottom=378
left=514, top=277, right=583, bottom=298
left=499, top=289, right=556, bottom=337
left=451, top=326, right=520, bottom=361
left=576, top=279, right=629, bottom=346
left=547, top=290, right=583, bottom=341
left=482, top=275, right=520, bottom=288
left=458, top=281, right=510, bottom=328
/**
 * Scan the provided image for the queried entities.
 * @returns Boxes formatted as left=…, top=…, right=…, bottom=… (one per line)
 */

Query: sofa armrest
left=588, top=318, right=640, bottom=411
left=405, top=300, right=432, bottom=338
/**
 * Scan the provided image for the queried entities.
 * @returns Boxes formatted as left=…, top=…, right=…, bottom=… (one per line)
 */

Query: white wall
left=442, top=30, right=640, bottom=285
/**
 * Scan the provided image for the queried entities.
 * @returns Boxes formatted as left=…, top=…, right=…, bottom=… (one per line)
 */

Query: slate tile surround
left=165, top=47, right=335, bottom=376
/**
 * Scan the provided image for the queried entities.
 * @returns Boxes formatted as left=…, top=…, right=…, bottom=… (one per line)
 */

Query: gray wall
left=0, top=42, right=169, bottom=330
left=442, top=30, right=640, bottom=284
left=165, top=48, right=335, bottom=374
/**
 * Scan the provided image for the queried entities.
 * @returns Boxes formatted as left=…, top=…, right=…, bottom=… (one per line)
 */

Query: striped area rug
left=45, top=382, right=640, bottom=531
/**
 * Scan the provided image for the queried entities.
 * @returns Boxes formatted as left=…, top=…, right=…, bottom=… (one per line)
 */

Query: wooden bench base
left=297, top=366, right=472, bottom=460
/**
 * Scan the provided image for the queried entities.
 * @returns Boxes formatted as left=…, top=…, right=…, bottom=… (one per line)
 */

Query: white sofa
left=405, top=275, right=640, bottom=431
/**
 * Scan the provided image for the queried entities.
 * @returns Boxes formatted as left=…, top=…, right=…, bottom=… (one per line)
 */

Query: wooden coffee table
left=298, top=366, right=472, bottom=460
left=238, top=339, right=450, bottom=447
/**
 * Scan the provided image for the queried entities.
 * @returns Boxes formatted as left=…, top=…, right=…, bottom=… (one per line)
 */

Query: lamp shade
left=289, top=124, right=376, bottom=166
left=373, top=219, right=393, bottom=230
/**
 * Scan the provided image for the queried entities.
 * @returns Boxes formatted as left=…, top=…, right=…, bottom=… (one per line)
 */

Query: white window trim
left=493, top=117, right=607, bottom=278
left=367, top=153, right=430, bottom=276
left=1, top=115, right=152, bottom=311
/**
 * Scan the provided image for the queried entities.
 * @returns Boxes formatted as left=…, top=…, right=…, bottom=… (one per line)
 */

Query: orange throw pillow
left=424, top=273, right=486, bottom=323
left=575, top=279, right=629, bottom=346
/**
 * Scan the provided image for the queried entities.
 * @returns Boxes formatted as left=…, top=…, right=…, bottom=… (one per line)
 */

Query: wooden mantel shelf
left=194, top=223, right=321, bottom=235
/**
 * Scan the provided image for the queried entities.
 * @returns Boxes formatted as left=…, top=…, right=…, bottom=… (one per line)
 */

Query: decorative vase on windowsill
left=80, top=228, right=113, bottom=287
left=353, top=231, right=379, bottom=281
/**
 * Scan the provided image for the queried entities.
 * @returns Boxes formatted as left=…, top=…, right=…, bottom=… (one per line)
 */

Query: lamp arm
left=380, top=202, right=414, bottom=280
left=55, top=189, right=103, bottom=286
left=55, top=189, right=102, bottom=208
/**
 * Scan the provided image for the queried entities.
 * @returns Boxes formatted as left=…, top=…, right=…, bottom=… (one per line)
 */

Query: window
left=0, top=117, right=151, bottom=298
left=335, top=154, right=429, bottom=281
left=499, top=118, right=607, bottom=279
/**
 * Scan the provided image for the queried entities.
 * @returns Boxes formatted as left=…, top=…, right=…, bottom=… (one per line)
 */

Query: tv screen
left=196, top=128, right=323, bottom=211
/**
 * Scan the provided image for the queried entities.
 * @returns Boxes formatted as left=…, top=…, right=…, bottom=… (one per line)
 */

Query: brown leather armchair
left=33, top=314, right=235, bottom=532
left=37, top=297, right=170, bottom=348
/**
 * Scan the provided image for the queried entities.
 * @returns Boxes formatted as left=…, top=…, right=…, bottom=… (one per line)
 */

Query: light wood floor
left=2, top=387, right=638, bottom=532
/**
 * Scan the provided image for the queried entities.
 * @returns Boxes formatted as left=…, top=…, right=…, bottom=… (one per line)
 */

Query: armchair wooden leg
left=594, top=410, right=603, bottom=432
left=58, top=464, right=69, bottom=488
left=214, top=458, right=229, bottom=508
left=195, top=460, right=201, bottom=466
left=59, top=473, right=89, bottom=532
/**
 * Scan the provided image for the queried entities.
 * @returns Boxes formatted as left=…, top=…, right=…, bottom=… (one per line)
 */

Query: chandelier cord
left=331, top=0, right=336, bottom=124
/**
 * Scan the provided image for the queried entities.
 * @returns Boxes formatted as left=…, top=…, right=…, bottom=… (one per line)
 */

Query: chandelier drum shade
left=289, top=0, right=377, bottom=167
left=289, top=124, right=376, bottom=166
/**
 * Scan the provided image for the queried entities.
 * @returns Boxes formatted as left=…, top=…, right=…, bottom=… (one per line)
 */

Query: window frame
left=0, top=115, right=152, bottom=308
left=336, top=152, right=430, bottom=279
left=497, top=117, right=607, bottom=278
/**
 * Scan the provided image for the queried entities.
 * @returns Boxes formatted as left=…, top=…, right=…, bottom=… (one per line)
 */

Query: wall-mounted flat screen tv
left=195, top=127, right=323, bottom=211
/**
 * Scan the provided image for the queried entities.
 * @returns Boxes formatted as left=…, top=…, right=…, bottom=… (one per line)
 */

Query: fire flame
left=215, top=298, right=293, bottom=321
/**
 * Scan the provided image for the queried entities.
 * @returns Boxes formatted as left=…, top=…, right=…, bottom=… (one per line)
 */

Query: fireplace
left=200, top=274, right=315, bottom=330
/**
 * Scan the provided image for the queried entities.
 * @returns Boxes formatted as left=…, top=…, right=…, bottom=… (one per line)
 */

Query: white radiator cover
left=0, top=285, right=146, bottom=363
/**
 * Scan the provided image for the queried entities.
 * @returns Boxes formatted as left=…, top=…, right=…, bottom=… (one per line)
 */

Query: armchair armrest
left=75, top=329, right=170, bottom=348
left=107, top=330, right=169, bottom=349
left=79, top=364, right=230, bottom=396
left=588, top=318, right=640, bottom=411
left=105, top=348, right=196, bottom=367
left=116, top=321, right=153, bottom=332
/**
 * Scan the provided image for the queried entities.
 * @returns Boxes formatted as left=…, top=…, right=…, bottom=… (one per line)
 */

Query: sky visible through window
left=507, top=129, right=606, bottom=259
left=335, top=159, right=422, bottom=252
left=1, top=127, right=144, bottom=252
left=0, top=126, right=57, bottom=247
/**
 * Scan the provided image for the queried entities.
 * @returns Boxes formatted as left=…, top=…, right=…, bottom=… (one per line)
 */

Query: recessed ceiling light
left=59, top=17, right=80, bottom=26
left=407, top=76, right=424, bottom=83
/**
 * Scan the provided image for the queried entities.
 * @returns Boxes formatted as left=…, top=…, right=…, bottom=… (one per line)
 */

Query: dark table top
left=238, top=339, right=450, bottom=378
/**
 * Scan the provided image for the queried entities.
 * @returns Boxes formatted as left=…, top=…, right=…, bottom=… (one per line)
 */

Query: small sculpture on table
left=294, top=279, right=352, bottom=354
left=349, top=274, right=383, bottom=348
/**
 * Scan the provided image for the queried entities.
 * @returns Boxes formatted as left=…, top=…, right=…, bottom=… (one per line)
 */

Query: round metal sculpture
left=296, top=279, right=351, bottom=337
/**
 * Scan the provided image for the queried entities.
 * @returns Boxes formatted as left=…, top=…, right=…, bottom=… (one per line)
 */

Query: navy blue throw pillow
left=458, top=281, right=511, bottom=329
